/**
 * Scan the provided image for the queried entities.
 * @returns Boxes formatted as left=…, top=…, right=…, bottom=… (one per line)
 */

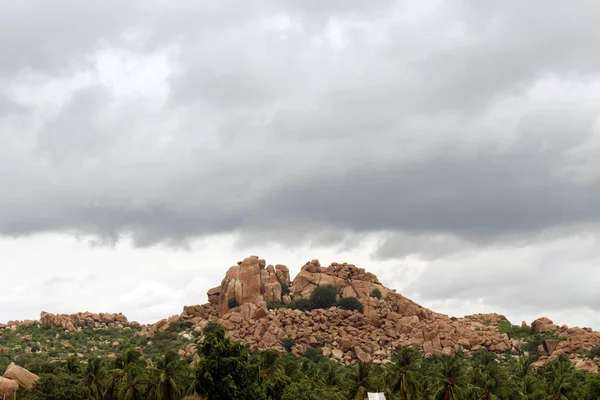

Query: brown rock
left=533, top=317, right=557, bottom=334
left=3, top=363, right=39, bottom=390
left=575, top=359, right=598, bottom=373
left=0, top=377, right=18, bottom=400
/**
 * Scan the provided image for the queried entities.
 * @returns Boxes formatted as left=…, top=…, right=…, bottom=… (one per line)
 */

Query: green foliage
left=336, top=297, right=363, bottom=313
left=19, top=373, right=91, bottom=400
left=310, top=285, right=338, bottom=309
left=228, top=297, right=239, bottom=308
left=281, top=283, right=291, bottom=296
left=289, top=298, right=315, bottom=311
left=369, top=288, right=382, bottom=299
left=302, top=347, right=325, bottom=363
left=267, top=301, right=287, bottom=310
left=498, top=319, right=532, bottom=340
left=202, top=322, right=223, bottom=336
left=281, top=337, right=296, bottom=352
left=195, top=326, right=267, bottom=400
left=587, top=345, right=600, bottom=359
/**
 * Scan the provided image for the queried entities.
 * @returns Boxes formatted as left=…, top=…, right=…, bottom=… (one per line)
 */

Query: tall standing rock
left=216, top=256, right=286, bottom=316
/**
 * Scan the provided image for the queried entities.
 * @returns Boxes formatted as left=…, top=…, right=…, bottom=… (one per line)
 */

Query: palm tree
left=104, top=368, right=125, bottom=400
left=319, top=362, right=343, bottom=388
left=515, top=373, right=546, bottom=400
left=118, top=366, right=149, bottom=400
left=543, top=355, right=577, bottom=400
left=386, top=346, right=422, bottom=399
left=85, top=357, right=105, bottom=400
left=346, top=362, right=373, bottom=400
left=151, top=351, right=183, bottom=400
left=65, top=356, right=81, bottom=375
left=430, top=355, right=470, bottom=400
left=470, top=350, right=511, bottom=399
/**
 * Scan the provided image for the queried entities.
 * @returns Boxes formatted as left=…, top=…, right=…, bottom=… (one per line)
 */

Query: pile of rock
left=168, top=257, right=524, bottom=365
left=38, top=311, right=134, bottom=332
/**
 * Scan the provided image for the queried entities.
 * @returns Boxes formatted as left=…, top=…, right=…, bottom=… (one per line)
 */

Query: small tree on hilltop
left=310, top=286, right=337, bottom=309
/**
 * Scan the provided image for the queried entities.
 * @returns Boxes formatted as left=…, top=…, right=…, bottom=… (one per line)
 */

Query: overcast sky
left=2, top=1, right=600, bottom=328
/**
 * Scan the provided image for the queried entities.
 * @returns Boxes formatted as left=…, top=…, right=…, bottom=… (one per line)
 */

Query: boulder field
left=3, top=256, right=600, bottom=369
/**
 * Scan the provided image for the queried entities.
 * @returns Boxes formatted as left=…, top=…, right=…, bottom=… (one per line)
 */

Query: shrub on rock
left=337, top=297, right=363, bottom=313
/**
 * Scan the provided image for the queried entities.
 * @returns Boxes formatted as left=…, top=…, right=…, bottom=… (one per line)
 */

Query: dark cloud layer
left=1, top=1, right=600, bottom=255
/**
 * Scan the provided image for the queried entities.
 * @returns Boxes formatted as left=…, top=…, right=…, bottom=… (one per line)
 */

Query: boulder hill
left=3, top=256, right=600, bottom=370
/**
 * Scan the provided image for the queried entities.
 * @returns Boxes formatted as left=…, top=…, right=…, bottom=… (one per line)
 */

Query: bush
left=228, top=297, right=239, bottom=309
left=281, top=337, right=296, bottom=352
left=587, top=345, right=600, bottom=360
left=310, top=286, right=337, bottom=309
left=302, top=347, right=324, bottom=363
left=290, top=299, right=314, bottom=311
left=281, top=283, right=291, bottom=296
left=203, top=322, right=223, bottom=336
left=369, top=288, right=382, bottom=299
left=267, top=302, right=286, bottom=310
left=337, top=297, right=363, bottom=313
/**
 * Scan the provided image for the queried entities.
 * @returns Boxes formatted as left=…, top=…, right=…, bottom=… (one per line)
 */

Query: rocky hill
left=2, top=256, right=600, bottom=373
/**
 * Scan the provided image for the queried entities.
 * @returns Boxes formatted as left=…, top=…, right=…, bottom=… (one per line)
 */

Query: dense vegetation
left=4, top=322, right=600, bottom=400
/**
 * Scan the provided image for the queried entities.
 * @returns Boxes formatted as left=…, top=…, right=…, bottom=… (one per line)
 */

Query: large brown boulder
left=533, top=317, right=557, bottom=334
left=0, top=377, right=18, bottom=400
left=3, top=363, right=39, bottom=390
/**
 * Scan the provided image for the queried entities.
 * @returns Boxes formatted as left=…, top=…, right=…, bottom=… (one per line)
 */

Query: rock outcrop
left=39, top=311, right=133, bottom=332
left=213, top=256, right=290, bottom=316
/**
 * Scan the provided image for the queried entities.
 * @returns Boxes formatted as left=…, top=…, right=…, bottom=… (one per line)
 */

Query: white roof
left=367, top=393, right=386, bottom=400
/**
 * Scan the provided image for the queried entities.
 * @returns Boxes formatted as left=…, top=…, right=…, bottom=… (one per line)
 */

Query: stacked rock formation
left=205, top=256, right=291, bottom=316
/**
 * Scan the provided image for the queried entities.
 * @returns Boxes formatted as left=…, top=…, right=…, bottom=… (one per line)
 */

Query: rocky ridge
left=3, top=256, right=600, bottom=370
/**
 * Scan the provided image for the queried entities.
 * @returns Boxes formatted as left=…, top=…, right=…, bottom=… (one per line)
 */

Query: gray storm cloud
left=1, top=1, right=599, bottom=275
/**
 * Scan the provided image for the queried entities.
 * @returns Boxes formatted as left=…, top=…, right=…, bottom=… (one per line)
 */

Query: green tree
left=84, top=357, right=105, bottom=400
left=369, top=288, right=382, bottom=299
left=386, top=346, right=421, bottom=400
left=194, top=325, right=267, bottom=400
left=18, top=373, right=91, bottom=400
left=430, top=355, right=470, bottom=400
left=346, top=362, right=374, bottom=400
left=470, top=350, right=511, bottom=399
left=542, top=355, right=577, bottom=400
left=151, top=350, right=184, bottom=400
left=117, top=365, right=150, bottom=400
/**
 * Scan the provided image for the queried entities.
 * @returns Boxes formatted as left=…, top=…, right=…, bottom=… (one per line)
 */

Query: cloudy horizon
left=2, top=1, right=600, bottom=328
